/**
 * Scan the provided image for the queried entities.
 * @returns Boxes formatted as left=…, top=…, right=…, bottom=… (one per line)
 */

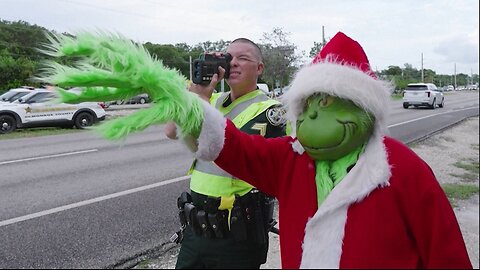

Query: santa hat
left=282, top=32, right=392, bottom=136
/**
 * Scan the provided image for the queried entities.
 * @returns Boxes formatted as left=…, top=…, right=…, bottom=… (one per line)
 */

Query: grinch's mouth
left=302, top=120, right=357, bottom=151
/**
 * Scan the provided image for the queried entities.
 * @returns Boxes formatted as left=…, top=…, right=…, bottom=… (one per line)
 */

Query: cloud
left=434, top=34, right=479, bottom=64
left=0, top=0, right=478, bottom=74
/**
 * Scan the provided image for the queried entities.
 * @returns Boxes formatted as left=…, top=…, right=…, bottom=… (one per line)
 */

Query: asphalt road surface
left=0, top=91, right=478, bottom=268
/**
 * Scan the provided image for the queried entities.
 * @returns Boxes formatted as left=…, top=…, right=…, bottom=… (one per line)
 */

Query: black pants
left=175, top=226, right=268, bottom=269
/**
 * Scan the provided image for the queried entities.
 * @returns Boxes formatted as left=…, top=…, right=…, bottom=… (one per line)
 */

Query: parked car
left=108, top=94, right=150, bottom=105
left=0, top=87, right=36, bottom=103
left=272, top=86, right=290, bottom=97
left=0, top=89, right=106, bottom=134
left=126, top=93, right=150, bottom=104
left=257, top=83, right=270, bottom=95
left=402, top=83, right=444, bottom=109
left=466, top=84, right=478, bottom=90
left=67, top=87, right=109, bottom=108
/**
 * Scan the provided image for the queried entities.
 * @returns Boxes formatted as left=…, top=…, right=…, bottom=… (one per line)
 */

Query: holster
left=208, top=212, right=228, bottom=238
left=251, top=191, right=267, bottom=245
left=177, top=192, right=192, bottom=228
left=197, top=210, right=214, bottom=238
left=230, top=195, right=248, bottom=242
left=184, top=202, right=202, bottom=236
left=262, top=195, right=278, bottom=235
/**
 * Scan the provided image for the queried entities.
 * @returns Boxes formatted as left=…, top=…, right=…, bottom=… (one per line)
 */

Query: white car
left=0, top=89, right=106, bottom=134
left=402, top=83, right=444, bottom=109
left=257, top=83, right=270, bottom=95
left=0, top=87, right=36, bottom=103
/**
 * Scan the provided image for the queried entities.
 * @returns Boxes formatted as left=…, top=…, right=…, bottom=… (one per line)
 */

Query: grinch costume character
left=38, top=31, right=471, bottom=269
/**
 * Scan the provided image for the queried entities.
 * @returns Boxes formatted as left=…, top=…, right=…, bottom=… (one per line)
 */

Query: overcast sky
left=1, top=0, right=478, bottom=76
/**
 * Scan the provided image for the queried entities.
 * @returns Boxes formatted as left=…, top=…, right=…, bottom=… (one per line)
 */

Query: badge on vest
left=266, top=106, right=287, bottom=126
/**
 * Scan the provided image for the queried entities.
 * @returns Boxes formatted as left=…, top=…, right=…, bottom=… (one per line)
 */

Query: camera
left=192, top=53, right=232, bottom=85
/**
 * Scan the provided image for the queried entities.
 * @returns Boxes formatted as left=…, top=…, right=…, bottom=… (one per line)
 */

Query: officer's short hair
left=231, top=38, right=263, bottom=62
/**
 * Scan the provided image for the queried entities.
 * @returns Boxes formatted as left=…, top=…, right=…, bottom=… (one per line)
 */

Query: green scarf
left=314, top=144, right=366, bottom=207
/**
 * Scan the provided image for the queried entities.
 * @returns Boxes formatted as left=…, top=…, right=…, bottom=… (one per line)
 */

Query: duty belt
left=175, top=190, right=277, bottom=243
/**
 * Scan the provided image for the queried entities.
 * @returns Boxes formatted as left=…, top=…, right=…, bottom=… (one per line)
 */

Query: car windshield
left=20, top=92, right=57, bottom=104
left=406, top=85, right=428, bottom=91
left=1, top=91, right=20, bottom=101
left=1, top=92, right=30, bottom=102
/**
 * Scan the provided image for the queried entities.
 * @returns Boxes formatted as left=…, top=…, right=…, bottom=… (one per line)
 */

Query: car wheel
left=439, top=98, right=444, bottom=108
left=403, top=102, right=409, bottom=109
left=74, top=112, right=95, bottom=129
left=430, top=98, right=436, bottom=109
left=139, top=98, right=146, bottom=104
left=0, top=115, right=17, bottom=134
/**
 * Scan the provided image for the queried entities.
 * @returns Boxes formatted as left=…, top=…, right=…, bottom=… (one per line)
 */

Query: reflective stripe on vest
left=190, top=90, right=280, bottom=197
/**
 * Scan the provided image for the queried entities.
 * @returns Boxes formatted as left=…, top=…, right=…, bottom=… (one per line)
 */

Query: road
left=0, top=91, right=478, bottom=268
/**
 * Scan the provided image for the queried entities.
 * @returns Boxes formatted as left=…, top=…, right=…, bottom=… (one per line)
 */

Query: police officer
left=164, top=38, right=286, bottom=269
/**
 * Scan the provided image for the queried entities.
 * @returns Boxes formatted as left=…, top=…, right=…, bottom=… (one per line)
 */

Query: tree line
left=0, top=19, right=477, bottom=94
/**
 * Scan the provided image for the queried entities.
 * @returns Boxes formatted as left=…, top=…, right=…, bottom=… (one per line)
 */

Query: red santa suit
left=191, top=32, right=472, bottom=269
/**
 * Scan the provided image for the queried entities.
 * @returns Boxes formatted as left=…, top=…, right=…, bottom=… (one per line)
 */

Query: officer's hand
left=164, top=121, right=178, bottom=140
left=189, top=61, right=226, bottom=102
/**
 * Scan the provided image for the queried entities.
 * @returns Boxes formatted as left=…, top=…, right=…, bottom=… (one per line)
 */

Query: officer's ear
left=257, top=61, right=264, bottom=75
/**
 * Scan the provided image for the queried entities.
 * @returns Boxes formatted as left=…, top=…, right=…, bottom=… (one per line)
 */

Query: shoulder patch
left=266, top=106, right=287, bottom=126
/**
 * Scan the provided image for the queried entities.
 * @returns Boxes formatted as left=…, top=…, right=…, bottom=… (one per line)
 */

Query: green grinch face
left=296, top=93, right=374, bottom=161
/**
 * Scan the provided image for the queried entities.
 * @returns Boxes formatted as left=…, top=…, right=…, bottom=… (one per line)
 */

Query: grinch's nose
left=308, top=110, right=317, bottom=119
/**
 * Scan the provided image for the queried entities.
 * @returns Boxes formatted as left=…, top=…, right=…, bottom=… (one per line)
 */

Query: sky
left=0, top=0, right=478, bottom=76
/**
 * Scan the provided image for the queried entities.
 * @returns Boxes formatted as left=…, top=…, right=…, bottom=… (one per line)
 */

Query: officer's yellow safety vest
left=190, top=90, right=280, bottom=197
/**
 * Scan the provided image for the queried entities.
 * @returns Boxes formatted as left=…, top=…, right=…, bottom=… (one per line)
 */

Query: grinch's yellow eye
left=319, top=95, right=335, bottom=107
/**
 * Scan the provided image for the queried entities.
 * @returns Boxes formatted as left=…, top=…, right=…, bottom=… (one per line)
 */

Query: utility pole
left=471, top=68, right=473, bottom=85
left=454, top=63, right=457, bottom=89
left=189, top=55, right=192, bottom=81
left=322, top=26, right=326, bottom=46
left=421, top=53, right=424, bottom=82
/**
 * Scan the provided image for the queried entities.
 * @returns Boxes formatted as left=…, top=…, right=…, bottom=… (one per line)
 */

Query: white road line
left=388, top=107, right=478, bottom=128
left=0, top=149, right=99, bottom=165
left=2, top=105, right=477, bottom=227
left=0, top=175, right=190, bottom=227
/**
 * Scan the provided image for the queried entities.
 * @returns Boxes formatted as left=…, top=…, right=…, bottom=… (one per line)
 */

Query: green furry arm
left=35, top=31, right=203, bottom=139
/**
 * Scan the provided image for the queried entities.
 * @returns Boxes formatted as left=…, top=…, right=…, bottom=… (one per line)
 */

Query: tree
left=403, top=63, right=420, bottom=81
left=192, top=40, right=231, bottom=54
left=309, top=41, right=324, bottom=58
left=309, top=29, right=330, bottom=58
left=384, top=65, right=402, bottom=76
left=1, top=19, right=478, bottom=95
left=455, top=73, right=469, bottom=87
left=259, top=27, right=300, bottom=91
left=423, top=69, right=436, bottom=83
left=144, top=43, right=190, bottom=77
left=0, top=50, right=37, bottom=92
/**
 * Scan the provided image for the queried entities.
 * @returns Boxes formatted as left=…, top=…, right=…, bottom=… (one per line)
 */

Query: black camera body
left=192, top=53, right=232, bottom=85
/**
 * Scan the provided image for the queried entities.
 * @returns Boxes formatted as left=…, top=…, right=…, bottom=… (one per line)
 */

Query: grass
left=449, top=173, right=478, bottom=182
left=0, top=127, right=82, bottom=140
left=391, top=94, right=403, bottom=100
left=441, top=183, right=479, bottom=207
left=454, top=159, right=480, bottom=175
left=0, top=118, right=114, bottom=140
left=441, top=138, right=479, bottom=203
left=438, top=135, right=455, bottom=143
left=472, top=144, right=479, bottom=151
left=135, top=259, right=152, bottom=269
left=448, top=157, right=479, bottom=182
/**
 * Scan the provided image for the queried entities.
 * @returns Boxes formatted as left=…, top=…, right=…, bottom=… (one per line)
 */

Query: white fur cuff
left=195, top=99, right=227, bottom=161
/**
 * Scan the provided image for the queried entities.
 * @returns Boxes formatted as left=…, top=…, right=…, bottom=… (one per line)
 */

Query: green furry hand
left=36, top=31, right=203, bottom=140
